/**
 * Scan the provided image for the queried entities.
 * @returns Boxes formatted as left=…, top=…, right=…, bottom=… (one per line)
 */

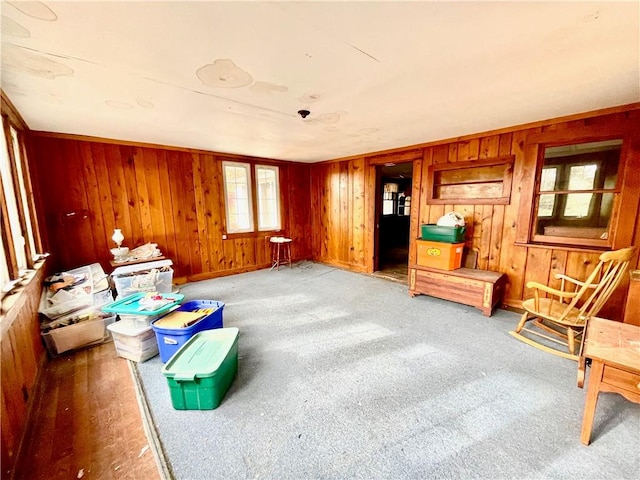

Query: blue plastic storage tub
left=151, top=300, right=224, bottom=362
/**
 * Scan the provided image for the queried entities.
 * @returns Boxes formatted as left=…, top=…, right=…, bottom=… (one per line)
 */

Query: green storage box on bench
left=420, top=224, right=466, bottom=243
left=161, top=327, right=239, bottom=410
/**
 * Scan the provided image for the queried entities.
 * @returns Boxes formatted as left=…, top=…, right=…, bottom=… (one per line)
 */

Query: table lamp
left=110, top=228, right=129, bottom=262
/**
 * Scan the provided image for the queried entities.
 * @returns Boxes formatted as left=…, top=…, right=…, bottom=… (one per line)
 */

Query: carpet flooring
left=135, top=262, right=639, bottom=479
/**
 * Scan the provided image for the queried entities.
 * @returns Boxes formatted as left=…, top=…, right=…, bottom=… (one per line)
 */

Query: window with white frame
left=256, top=165, right=280, bottom=231
left=0, top=231, right=10, bottom=291
left=222, top=161, right=254, bottom=233
left=1, top=122, right=28, bottom=273
left=10, top=126, right=37, bottom=261
left=222, top=161, right=282, bottom=235
left=1, top=113, right=41, bottom=294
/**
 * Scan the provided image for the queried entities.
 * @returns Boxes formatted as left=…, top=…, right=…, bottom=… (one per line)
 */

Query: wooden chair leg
left=515, top=311, right=530, bottom=333
left=567, top=328, right=576, bottom=355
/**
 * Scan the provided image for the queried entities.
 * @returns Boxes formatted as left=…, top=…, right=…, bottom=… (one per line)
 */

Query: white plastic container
left=107, top=317, right=159, bottom=362
left=118, top=313, right=163, bottom=329
left=39, top=265, right=94, bottom=319
left=111, top=259, right=173, bottom=299
left=41, top=312, right=116, bottom=356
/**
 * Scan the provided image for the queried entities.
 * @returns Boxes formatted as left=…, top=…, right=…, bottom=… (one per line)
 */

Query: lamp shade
left=112, top=228, right=124, bottom=247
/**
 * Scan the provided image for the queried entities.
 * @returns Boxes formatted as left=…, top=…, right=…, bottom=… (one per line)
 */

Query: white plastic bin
left=41, top=311, right=116, bottom=356
left=39, top=265, right=94, bottom=319
left=111, top=259, right=173, bottom=299
left=107, top=318, right=159, bottom=362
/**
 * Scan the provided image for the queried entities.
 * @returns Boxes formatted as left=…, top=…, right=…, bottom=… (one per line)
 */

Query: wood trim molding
left=327, top=103, right=640, bottom=164
left=30, top=131, right=311, bottom=166
left=426, top=155, right=514, bottom=205
left=1, top=90, right=29, bottom=131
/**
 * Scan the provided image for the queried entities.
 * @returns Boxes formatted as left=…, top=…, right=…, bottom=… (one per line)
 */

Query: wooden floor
left=373, top=261, right=409, bottom=284
left=13, top=342, right=161, bottom=480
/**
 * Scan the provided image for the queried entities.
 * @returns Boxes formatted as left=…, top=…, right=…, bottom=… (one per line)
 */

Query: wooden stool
left=270, top=237, right=292, bottom=270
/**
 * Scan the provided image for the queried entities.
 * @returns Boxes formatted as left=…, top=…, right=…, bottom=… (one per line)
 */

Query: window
left=256, top=165, right=281, bottom=231
left=1, top=112, right=42, bottom=294
left=223, top=162, right=254, bottom=233
left=532, top=139, right=622, bottom=246
left=222, top=161, right=281, bottom=234
left=10, top=126, right=37, bottom=261
left=1, top=123, right=28, bottom=274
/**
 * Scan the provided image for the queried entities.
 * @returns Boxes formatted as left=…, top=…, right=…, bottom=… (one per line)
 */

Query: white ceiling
left=1, top=1, right=639, bottom=163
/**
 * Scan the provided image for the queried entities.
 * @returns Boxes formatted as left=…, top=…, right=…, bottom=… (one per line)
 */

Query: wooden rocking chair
left=510, top=246, right=636, bottom=360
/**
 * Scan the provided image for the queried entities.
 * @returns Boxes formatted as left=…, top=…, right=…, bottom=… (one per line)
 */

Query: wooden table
left=109, top=256, right=166, bottom=268
left=577, top=317, right=640, bottom=445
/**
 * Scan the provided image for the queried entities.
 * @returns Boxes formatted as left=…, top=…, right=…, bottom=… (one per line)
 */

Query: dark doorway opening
left=375, top=162, right=413, bottom=282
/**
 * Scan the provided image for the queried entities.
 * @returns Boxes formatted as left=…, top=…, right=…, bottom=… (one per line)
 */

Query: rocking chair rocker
left=510, top=246, right=636, bottom=360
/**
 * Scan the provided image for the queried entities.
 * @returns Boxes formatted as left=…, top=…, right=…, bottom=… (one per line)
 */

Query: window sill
left=513, top=242, right=608, bottom=254
left=0, top=258, right=47, bottom=338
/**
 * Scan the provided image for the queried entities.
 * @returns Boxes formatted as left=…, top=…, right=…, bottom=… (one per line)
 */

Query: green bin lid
left=161, top=328, right=239, bottom=381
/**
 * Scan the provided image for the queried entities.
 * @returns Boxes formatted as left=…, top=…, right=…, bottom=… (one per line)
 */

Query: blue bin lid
left=102, top=292, right=184, bottom=315
left=161, top=328, right=239, bottom=381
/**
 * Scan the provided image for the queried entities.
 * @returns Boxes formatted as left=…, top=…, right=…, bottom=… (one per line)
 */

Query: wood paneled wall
left=28, top=136, right=312, bottom=280
left=310, top=107, right=640, bottom=320
left=310, top=157, right=371, bottom=271
left=1, top=264, right=47, bottom=477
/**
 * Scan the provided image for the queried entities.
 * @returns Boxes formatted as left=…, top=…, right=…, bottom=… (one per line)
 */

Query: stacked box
left=111, top=259, right=173, bottom=299
left=39, top=265, right=94, bottom=319
left=41, top=309, right=116, bottom=356
left=420, top=224, right=466, bottom=243
left=161, top=328, right=239, bottom=410
left=416, top=240, right=464, bottom=271
left=107, top=318, right=159, bottom=362
left=151, top=300, right=224, bottom=362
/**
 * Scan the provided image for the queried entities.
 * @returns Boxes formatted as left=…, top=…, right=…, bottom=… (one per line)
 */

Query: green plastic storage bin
left=161, top=328, right=239, bottom=410
left=420, top=224, right=466, bottom=243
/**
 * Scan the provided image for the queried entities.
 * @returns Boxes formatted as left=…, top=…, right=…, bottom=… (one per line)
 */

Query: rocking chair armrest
left=525, top=281, right=579, bottom=298
left=553, top=273, right=596, bottom=289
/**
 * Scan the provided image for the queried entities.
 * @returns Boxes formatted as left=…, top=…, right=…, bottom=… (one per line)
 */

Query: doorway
left=374, top=162, right=413, bottom=282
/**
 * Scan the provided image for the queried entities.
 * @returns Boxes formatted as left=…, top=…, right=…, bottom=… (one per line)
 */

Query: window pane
left=564, top=193, right=593, bottom=217
left=256, top=165, right=280, bottom=231
left=567, top=164, right=597, bottom=190
left=1, top=123, right=27, bottom=272
left=223, top=162, right=253, bottom=233
left=540, top=167, right=557, bottom=191
left=0, top=228, right=10, bottom=290
left=10, top=127, right=37, bottom=261
left=534, top=139, right=621, bottom=245
left=538, top=194, right=555, bottom=217
left=535, top=193, right=614, bottom=239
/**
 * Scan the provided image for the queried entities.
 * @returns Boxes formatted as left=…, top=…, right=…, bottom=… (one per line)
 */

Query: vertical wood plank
left=191, top=152, right=211, bottom=273
left=135, top=147, right=153, bottom=244
left=120, top=146, right=144, bottom=247
left=156, top=149, right=178, bottom=264
left=351, top=158, right=366, bottom=268
left=523, top=248, right=552, bottom=299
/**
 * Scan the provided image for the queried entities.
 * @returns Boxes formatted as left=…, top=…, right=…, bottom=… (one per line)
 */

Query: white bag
left=436, top=212, right=465, bottom=227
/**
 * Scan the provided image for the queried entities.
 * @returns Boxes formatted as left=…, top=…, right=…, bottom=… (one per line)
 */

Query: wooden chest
left=409, top=266, right=507, bottom=316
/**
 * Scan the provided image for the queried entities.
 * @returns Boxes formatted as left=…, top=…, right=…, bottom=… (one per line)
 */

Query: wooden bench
left=409, top=265, right=507, bottom=316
